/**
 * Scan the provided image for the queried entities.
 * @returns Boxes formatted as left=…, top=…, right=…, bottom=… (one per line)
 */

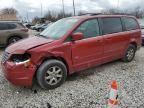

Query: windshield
left=40, top=18, right=79, bottom=39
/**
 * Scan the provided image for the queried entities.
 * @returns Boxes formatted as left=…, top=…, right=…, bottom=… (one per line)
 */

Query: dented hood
left=6, top=36, right=53, bottom=54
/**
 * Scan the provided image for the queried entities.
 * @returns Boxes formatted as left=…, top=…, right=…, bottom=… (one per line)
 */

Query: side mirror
left=71, top=32, right=84, bottom=41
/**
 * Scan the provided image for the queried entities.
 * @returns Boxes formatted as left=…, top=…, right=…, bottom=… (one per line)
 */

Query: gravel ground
left=0, top=33, right=144, bottom=107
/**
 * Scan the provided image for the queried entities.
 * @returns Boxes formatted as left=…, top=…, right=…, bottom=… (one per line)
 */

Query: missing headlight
left=11, top=53, right=31, bottom=63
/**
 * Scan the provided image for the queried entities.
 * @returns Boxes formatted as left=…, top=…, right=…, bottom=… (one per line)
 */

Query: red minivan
left=1, top=15, right=141, bottom=89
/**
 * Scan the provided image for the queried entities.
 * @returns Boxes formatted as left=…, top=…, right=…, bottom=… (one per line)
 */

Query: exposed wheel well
left=130, top=42, right=137, bottom=49
left=42, top=56, right=69, bottom=72
left=32, top=56, right=69, bottom=87
left=7, top=35, right=22, bottom=44
left=43, top=56, right=69, bottom=73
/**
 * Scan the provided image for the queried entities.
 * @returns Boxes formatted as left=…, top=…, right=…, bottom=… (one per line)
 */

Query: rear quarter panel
left=122, top=16, right=141, bottom=50
left=123, top=29, right=141, bottom=51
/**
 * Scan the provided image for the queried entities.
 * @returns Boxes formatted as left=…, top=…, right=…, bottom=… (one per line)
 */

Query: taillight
left=21, top=28, right=28, bottom=32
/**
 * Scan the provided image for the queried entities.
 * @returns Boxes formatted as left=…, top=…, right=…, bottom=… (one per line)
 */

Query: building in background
left=0, top=14, right=17, bottom=21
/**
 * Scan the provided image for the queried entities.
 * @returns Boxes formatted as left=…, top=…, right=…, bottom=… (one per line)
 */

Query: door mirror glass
left=71, top=32, right=84, bottom=41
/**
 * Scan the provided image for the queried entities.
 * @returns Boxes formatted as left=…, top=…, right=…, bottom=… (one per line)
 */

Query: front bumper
left=1, top=61, right=36, bottom=87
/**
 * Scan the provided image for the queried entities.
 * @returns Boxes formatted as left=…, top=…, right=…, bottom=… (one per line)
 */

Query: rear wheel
left=39, top=29, right=43, bottom=32
left=8, top=36, right=21, bottom=45
left=36, top=60, right=67, bottom=89
left=122, top=44, right=136, bottom=62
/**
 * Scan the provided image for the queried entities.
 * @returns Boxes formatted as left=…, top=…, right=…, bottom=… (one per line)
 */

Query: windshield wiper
left=39, top=34, right=51, bottom=39
left=39, top=34, right=47, bottom=38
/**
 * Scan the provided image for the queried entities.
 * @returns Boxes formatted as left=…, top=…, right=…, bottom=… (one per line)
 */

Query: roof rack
left=79, top=13, right=129, bottom=16
left=79, top=13, right=103, bottom=16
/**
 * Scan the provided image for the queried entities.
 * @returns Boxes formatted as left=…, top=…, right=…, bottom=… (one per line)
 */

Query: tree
left=32, top=17, right=41, bottom=24
left=102, top=7, right=144, bottom=18
left=132, top=6, right=143, bottom=18
left=44, top=11, right=72, bottom=22
left=1, top=8, right=18, bottom=15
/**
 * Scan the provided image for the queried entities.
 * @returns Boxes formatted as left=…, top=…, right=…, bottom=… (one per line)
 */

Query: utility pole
left=62, top=0, right=65, bottom=17
left=117, top=0, right=120, bottom=9
left=73, top=0, right=76, bottom=16
left=26, top=11, right=29, bottom=22
left=40, top=0, right=43, bottom=17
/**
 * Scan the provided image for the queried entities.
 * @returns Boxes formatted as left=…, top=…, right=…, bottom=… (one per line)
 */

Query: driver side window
left=74, top=19, right=100, bottom=38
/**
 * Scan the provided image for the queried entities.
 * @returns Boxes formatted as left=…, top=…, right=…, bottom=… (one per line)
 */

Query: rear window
left=101, top=18, right=123, bottom=35
left=123, top=17, right=139, bottom=31
left=0, top=23, right=8, bottom=30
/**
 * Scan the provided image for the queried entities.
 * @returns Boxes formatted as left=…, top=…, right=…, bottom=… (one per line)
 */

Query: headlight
left=15, top=59, right=31, bottom=65
left=10, top=53, right=31, bottom=67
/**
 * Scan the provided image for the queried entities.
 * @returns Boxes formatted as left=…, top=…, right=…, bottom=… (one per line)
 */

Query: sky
left=0, top=0, right=144, bottom=21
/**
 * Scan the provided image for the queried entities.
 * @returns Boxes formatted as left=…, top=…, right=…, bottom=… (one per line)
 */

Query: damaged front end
left=10, top=53, right=31, bottom=67
left=1, top=51, right=37, bottom=87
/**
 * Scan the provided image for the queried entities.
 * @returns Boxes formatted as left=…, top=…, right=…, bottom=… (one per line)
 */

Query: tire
left=37, top=28, right=41, bottom=32
left=122, top=44, right=136, bottom=62
left=8, top=36, right=21, bottom=45
left=36, top=59, right=67, bottom=89
left=39, top=29, right=42, bottom=32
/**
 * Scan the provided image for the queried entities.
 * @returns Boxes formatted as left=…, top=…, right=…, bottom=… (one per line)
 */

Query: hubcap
left=45, top=66, right=63, bottom=85
left=12, top=39, right=17, bottom=43
left=10, top=38, right=20, bottom=44
left=127, top=48, right=134, bottom=60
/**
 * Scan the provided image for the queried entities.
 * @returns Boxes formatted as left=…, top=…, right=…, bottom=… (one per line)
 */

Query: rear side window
left=101, top=18, right=123, bottom=35
left=123, top=17, right=139, bottom=31
left=74, top=19, right=100, bottom=38
left=0, top=23, right=17, bottom=30
left=0, top=23, right=8, bottom=30
left=8, top=23, right=17, bottom=29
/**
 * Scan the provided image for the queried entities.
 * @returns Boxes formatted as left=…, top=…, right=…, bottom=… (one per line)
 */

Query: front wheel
left=122, top=44, right=136, bottom=62
left=8, top=36, right=21, bottom=45
left=36, top=60, right=67, bottom=89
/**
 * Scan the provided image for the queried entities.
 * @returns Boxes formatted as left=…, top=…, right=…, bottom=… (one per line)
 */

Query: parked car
left=138, top=19, right=144, bottom=46
left=23, top=23, right=33, bottom=29
left=1, top=15, right=141, bottom=89
left=0, top=21, right=29, bottom=46
left=141, top=27, right=144, bottom=46
left=35, top=24, right=46, bottom=32
left=39, top=23, right=53, bottom=32
left=31, top=24, right=41, bottom=30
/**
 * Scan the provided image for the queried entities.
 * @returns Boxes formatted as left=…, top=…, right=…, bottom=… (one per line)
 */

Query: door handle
left=96, top=39, right=103, bottom=42
left=105, top=38, right=112, bottom=40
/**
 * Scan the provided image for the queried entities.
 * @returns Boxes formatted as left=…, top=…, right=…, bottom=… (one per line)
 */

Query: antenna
left=40, top=0, right=43, bottom=17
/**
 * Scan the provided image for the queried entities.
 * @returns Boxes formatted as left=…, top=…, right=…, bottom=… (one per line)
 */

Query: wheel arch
left=41, top=56, right=69, bottom=74
left=32, top=56, right=69, bottom=82
left=130, top=41, right=137, bottom=49
left=7, top=35, right=22, bottom=44
left=32, top=56, right=69, bottom=87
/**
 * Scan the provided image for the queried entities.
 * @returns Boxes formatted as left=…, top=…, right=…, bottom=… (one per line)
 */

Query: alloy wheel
left=45, top=66, right=63, bottom=86
left=126, top=48, right=135, bottom=61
